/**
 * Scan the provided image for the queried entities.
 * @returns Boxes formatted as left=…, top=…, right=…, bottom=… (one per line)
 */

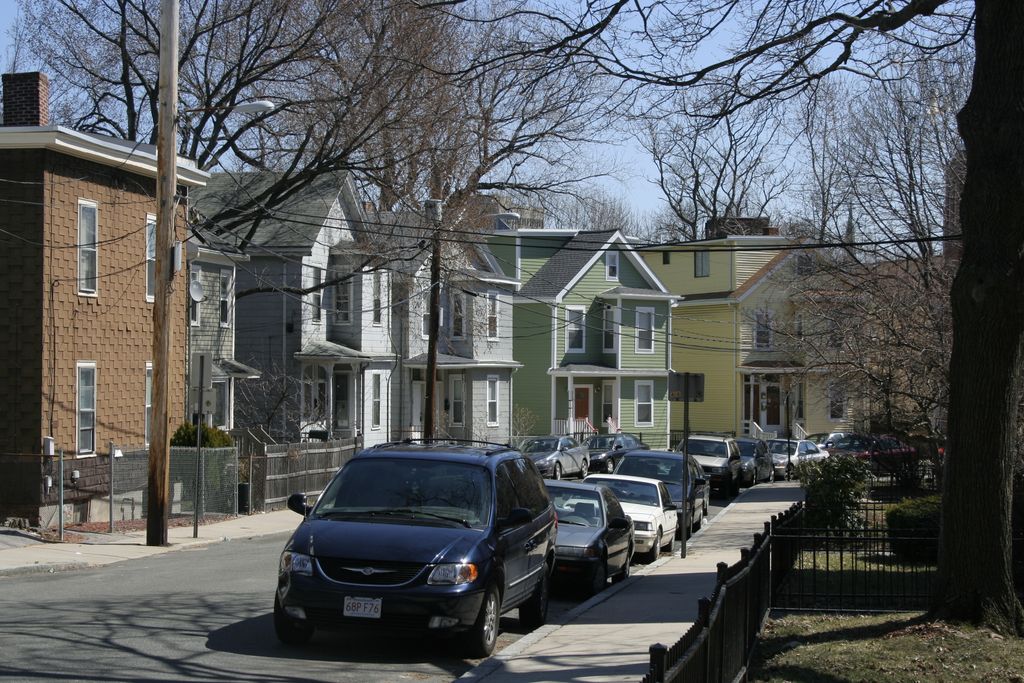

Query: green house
left=490, top=228, right=676, bottom=448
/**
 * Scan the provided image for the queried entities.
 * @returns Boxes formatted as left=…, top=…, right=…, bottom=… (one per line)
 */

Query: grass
left=749, top=612, right=1024, bottom=682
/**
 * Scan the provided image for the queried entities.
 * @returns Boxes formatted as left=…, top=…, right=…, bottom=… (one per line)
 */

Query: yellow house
left=640, top=227, right=856, bottom=443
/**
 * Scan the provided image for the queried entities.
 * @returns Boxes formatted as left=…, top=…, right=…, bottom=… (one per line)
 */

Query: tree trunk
left=933, top=0, right=1024, bottom=634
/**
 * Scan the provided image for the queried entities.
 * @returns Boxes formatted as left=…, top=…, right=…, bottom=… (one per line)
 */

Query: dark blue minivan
left=274, top=441, right=557, bottom=657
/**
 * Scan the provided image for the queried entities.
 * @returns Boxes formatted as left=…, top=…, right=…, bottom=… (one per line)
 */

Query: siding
left=511, top=303, right=552, bottom=433
left=619, top=377, right=669, bottom=449
left=733, top=249, right=781, bottom=289
left=643, top=248, right=733, bottom=295
left=670, top=304, right=739, bottom=435
left=519, top=234, right=571, bottom=283
left=487, top=234, right=517, bottom=279
left=618, top=300, right=669, bottom=370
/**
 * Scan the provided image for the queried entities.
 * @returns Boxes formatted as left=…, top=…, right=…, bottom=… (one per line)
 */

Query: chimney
left=2, top=72, right=49, bottom=127
left=704, top=216, right=776, bottom=239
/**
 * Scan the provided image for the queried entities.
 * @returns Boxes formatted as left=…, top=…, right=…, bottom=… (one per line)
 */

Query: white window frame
left=212, top=379, right=229, bottom=429
left=451, top=291, right=466, bottom=339
left=77, top=200, right=98, bottom=296
left=189, top=265, right=201, bottom=326
left=145, top=363, right=153, bottom=446
left=565, top=305, right=586, bottom=353
left=602, top=304, right=617, bottom=352
left=311, top=266, right=323, bottom=323
left=450, top=374, right=465, bottom=425
left=145, top=214, right=156, bottom=302
left=694, top=250, right=710, bottom=278
left=486, top=375, right=499, bottom=426
left=635, top=380, right=654, bottom=427
left=371, top=372, right=382, bottom=430
left=755, top=311, right=773, bottom=350
left=486, top=291, right=499, bottom=340
left=601, top=380, right=615, bottom=425
left=635, top=307, right=655, bottom=353
left=421, top=301, right=442, bottom=339
left=77, top=361, right=97, bottom=455
left=828, top=383, right=846, bottom=421
left=605, top=250, right=619, bottom=281
left=334, top=267, right=352, bottom=324
left=372, top=272, right=383, bottom=326
left=219, top=270, right=232, bottom=328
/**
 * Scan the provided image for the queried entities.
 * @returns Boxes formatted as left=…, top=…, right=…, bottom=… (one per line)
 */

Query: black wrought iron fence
left=642, top=503, right=800, bottom=683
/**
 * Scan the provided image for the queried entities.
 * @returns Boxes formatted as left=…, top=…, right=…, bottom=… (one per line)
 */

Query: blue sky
left=0, top=3, right=665, bottom=215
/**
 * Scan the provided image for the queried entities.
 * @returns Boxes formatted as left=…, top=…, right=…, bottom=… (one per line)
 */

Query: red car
left=827, top=433, right=919, bottom=480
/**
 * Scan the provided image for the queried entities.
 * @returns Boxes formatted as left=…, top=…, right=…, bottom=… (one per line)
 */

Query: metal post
left=58, top=449, right=64, bottom=542
left=146, top=0, right=179, bottom=547
left=680, top=375, right=690, bottom=558
left=193, top=358, right=205, bottom=538
left=423, top=199, right=442, bottom=441
left=109, top=440, right=115, bottom=533
left=649, top=643, right=668, bottom=683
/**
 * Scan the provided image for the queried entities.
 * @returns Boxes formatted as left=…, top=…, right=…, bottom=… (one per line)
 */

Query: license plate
left=343, top=596, right=382, bottom=619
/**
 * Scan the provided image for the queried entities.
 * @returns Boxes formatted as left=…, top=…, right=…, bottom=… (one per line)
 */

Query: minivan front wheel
left=463, top=584, right=501, bottom=658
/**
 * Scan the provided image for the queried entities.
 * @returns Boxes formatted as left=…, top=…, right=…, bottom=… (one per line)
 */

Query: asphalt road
left=0, top=491, right=736, bottom=683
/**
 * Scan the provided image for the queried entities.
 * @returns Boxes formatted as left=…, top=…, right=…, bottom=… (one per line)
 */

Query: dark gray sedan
left=582, top=432, right=648, bottom=473
left=544, top=480, right=633, bottom=595
left=521, top=435, right=590, bottom=479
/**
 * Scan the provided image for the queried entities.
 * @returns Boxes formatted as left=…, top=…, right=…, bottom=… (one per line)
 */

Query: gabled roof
left=192, top=171, right=355, bottom=250
left=294, top=339, right=370, bottom=361
left=676, top=250, right=792, bottom=306
left=405, top=352, right=522, bottom=369
left=518, top=230, right=667, bottom=301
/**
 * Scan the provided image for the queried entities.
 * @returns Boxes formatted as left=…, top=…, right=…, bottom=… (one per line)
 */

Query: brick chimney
left=2, top=72, right=49, bottom=127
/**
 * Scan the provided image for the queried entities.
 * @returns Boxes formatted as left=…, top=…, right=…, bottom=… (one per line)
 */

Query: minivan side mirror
left=287, top=492, right=310, bottom=516
left=608, top=516, right=630, bottom=530
left=500, top=507, right=532, bottom=529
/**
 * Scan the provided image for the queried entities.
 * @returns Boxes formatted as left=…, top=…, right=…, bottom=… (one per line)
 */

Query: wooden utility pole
left=423, top=199, right=443, bottom=441
left=146, top=0, right=179, bottom=546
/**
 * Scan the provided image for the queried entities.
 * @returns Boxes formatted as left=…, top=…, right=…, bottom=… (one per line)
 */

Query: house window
left=450, top=375, right=464, bottom=425
left=212, top=380, right=228, bottom=429
left=636, top=307, right=654, bottom=353
left=77, top=362, right=96, bottom=454
left=487, top=376, right=499, bottom=426
left=662, top=251, right=671, bottom=265
left=602, top=381, right=615, bottom=425
left=420, top=297, right=442, bottom=338
left=795, top=253, right=814, bottom=276
left=694, top=250, right=709, bottom=278
left=372, top=272, right=383, bottom=325
left=605, top=250, right=619, bottom=280
left=145, top=215, right=156, bottom=301
left=334, top=267, right=352, bottom=324
left=311, top=267, right=323, bottom=323
left=303, top=365, right=328, bottom=419
left=78, top=200, right=98, bottom=295
left=635, top=381, right=653, bottom=426
left=371, top=373, right=382, bottom=430
left=189, top=266, right=201, bottom=326
left=566, top=306, right=585, bottom=352
left=145, top=363, right=152, bottom=445
left=219, top=270, right=232, bottom=327
left=755, top=311, right=772, bottom=349
left=829, top=383, right=846, bottom=420
left=602, top=304, right=616, bottom=352
left=451, top=292, right=465, bottom=339
left=487, top=291, right=499, bottom=339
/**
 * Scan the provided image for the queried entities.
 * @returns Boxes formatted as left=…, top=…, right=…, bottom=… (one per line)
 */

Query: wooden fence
left=248, top=437, right=360, bottom=512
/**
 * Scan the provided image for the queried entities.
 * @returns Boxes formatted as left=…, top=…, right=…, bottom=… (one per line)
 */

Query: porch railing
left=552, top=417, right=598, bottom=436
left=750, top=422, right=778, bottom=441
left=792, top=423, right=808, bottom=440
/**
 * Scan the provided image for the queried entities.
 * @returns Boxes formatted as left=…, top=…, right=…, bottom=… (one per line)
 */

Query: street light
left=183, top=100, right=276, bottom=115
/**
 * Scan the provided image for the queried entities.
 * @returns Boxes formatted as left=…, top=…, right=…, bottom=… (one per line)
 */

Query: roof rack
left=368, top=438, right=515, bottom=456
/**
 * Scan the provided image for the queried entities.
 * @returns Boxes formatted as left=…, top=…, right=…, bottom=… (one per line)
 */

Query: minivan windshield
left=313, top=458, right=492, bottom=529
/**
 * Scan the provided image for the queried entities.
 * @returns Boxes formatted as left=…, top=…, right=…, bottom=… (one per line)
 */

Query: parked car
left=582, top=432, right=648, bottom=473
left=583, top=474, right=678, bottom=563
left=806, top=432, right=848, bottom=450
left=766, top=438, right=827, bottom=478
left=614, top=449, right=709, bottom=537
left=677, top=435, right=742, bottom=497
left=544, top=480, right=634, bottom=596
left=520, top=435, right=590, bottom=479
left=826, top=433, right=921, bottom=482
left=273, top=440, right=556, bottom=658
left=735, top=437, right=774, bottom=486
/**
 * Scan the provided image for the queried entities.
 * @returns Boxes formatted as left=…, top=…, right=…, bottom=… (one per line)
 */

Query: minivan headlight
left=428, top=563, right=479, bottom=585
left=280, top=551, right=313, bottom=576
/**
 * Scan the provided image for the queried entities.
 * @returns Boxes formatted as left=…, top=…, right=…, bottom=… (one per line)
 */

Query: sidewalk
left=0, top=509, right=299, bottom=576
left=462, top=481, right=805, bottom=683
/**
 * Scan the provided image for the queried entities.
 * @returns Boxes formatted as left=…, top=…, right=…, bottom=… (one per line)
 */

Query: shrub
left=796, top=455, right=871, bottom=529
left=170, top=422, right=234, bottom=448
left=885, top=495, right=940, bottom=562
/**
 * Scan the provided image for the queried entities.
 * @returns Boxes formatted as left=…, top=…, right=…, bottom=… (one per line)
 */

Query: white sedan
left=766, top=439, right=828, bottom=478
left=584, top=474, right=678, bottom=563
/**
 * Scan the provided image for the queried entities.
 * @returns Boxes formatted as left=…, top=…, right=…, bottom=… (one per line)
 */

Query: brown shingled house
left=0, top=72, right=208, bottom=526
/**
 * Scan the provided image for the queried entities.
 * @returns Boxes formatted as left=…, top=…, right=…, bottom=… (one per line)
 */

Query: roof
left=598, top=286, right=677, bottom=301
left=294, top=339, right=371, bottom=361
left=215, top=358, right=261, bottom=379
left=518, top=230, right=618, bottom=299
left=192, top=171, right=354, bottom=250
left=676, top=251, right=793, bottom=305
left=405, top=353, right=522, bottom=369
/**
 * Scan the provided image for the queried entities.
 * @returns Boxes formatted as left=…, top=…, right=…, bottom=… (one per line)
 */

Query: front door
left=411, top=380, right=424, bottom=434
left=573, top=386, right=591, bottom=429
left=333, top=372, right=351, bottom=434
left=765, top=384, right=781, bottom=432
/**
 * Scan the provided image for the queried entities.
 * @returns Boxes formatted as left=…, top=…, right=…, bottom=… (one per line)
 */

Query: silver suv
left=677, top=435, right=742, bottom=497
